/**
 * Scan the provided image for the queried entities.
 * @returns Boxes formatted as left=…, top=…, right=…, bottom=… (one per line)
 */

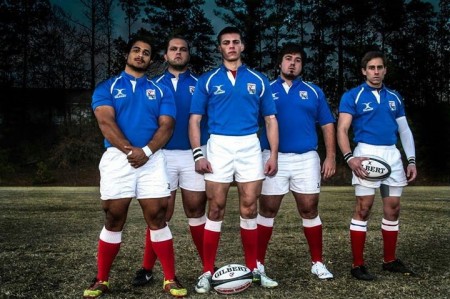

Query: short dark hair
left=126, top=34, right=155, bottom=59
left=165, top=35, right=190, bottom=54
left=278, top=43, right=307, bottom=67
left=361, top=51, right=386, bottom=69
left=217, top=26, right=242, bottom=44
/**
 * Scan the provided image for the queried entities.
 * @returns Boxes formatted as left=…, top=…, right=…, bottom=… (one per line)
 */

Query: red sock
left=382, top=229, right=398, bottom=262
left=97, top=239, right=120, bottom=281
left=304, top=225, right=323, bottom=263
left=241, top=227, right=257, bottom=270
left=350, top=230, right=366, bottom=267
left=257, top=224, right=273, bottom=264
left=142, top=227, right=157, bottom=270
left=203, top=229, right=220, bottom=273
left=189, top=223, right=205, bottom=261
left=152, top=239, right=175, bottom=280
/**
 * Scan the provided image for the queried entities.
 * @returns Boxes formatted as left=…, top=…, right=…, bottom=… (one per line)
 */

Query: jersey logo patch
left=272, top=92, right=279, bottom=100
left=114, top=88, right=126, bottom=99
left=146, top=89, right=156, bottom=100
left=299, top=90, right=308, bottom=100
left=213, top=85, right=225, bottom=95
left=362, top=102, right=374, bottom=112
left=247, top=83, right=256, bottom=94
left=189, top=86, right=195, bottom=95
left=389, top=101, right=396, bottom=111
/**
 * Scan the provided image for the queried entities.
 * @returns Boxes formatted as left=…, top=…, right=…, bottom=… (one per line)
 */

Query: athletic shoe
left=351, top=265, right=375, bottom=281
left=311, top=261, right=334, bottom=280
left=131, top=267, right=154, bottom=286
left=252, top=262, right=278, bottom=288
left=382, top=259, right=417, bottom=276
left=83, top=278, right=110, bottom=298
left=194, top=271, right=212, bottom=294
left=163, top=277, right=187, bottom=298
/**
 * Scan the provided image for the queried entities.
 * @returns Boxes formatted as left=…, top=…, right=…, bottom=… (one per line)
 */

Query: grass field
left=0, top=186, right=449, bottom=299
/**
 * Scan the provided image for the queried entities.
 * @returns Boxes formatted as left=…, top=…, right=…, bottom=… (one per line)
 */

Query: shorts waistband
left=106, top=147, right=160, bottom=155
left=106, top=147, right=123, bottom=154
left=210, top=133, right=257, bottom=141
left=357, top=142, right=396, bottom=151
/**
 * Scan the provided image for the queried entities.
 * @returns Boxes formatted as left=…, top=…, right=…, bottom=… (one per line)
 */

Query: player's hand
left=321, top=157, right=336, bottom=180
left=348, top=156, right=369, bottom=179
left=406, top=163, right=417, bottom=182
left=195, top=157, right=212, bottom=174
left=264, top=156, right=278, bottom=177
left=124, top=145, right=149, bottom=168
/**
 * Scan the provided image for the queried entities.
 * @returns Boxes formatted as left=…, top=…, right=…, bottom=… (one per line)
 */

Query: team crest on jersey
left=272, top=92, right=279, bottom=100
left=247, top=83, right=256, bottom=94
left=389, top=101, right=396, bottom=111
left=146, top=89, right=156, bottom=100
left=362, top=102, right=373, bottom=112
left=299, top=90, right=308, bottom=100
left=189, top=86, right=195, bottom=95
left=114, top=88, right=126, bottom=98
left=213, top=85, right=225, bottom=95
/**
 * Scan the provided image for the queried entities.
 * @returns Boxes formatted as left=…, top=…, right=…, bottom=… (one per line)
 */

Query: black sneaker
left=132, top=268, right=154, bottom=286
left=351, top=265, right=375, bottom=281
left=382, top=259, right=417, bottom=276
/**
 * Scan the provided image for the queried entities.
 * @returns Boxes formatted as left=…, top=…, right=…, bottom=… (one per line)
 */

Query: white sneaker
left=257, top=261, right=266, bottom=273
left=195, top=271, right=212, bottom=294
left=311, top=261, right=334, bottom=280
left=253, top=262, right=278, bottom=288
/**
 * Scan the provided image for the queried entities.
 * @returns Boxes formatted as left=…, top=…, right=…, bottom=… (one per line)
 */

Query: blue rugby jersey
left=154, top=70, right=208, bottom=149
left=339, top=82, right=405, bottom=145
left=260, top=77, right=335, bottom=153
left=92, top=71, right=176, bottom=148
left=190, top=64, right=276, bottom=136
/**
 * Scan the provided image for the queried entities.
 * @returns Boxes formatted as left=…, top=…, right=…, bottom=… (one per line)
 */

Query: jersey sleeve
left=92, top=79, right=113, bottom=111
left=394, top=92, right=406, bottom=119
left=259, top=75, right=277, bottom=117
left=338, top=91, right=356, bottom=115
left=190, top=76, right=208, bottom=115
left=159, top=84, right=177, bottom=119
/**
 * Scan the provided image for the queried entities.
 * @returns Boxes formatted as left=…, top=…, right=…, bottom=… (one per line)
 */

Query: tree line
left=0, top=0, right=449, bottom=185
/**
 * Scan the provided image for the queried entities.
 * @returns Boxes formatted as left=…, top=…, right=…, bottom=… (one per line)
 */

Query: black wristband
left=343, top=152, right=354, bottom=163
left=192, top=147, right=204, bottom=162
left=408, top=157, right=416, bottom=165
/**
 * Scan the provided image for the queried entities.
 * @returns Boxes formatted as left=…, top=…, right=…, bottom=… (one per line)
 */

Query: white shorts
left=205, top=134, right=265, bottom=183
left=99, top=147, right=171, bottom=200
left=163, top=148, right=206, bottom=192
left=352, top=143, right=407, bottom=188
left=261, top=150, right=321, bottom=195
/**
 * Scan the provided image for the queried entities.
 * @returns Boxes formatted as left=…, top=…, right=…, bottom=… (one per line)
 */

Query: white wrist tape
left=142, top=145, right=152, bottom=157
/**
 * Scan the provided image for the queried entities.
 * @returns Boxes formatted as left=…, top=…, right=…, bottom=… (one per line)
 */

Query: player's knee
left=299, top=209, right=318, bottom=219
left=358, top=208, right=371, bottom=220
left=240, top=206, right=257, bottom=219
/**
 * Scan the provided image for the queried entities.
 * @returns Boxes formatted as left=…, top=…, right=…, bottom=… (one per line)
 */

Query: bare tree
left=118, top=0, right=143, bottom=40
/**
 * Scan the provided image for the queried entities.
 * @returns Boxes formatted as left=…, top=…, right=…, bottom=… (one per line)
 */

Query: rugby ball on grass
left=361, top=155, right=391, bottom=181
left=211, top=264, right=253, bottom=294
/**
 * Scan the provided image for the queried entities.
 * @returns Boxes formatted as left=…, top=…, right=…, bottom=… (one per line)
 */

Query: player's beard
left=126, top=62, right=148, bottom=73
left=169, top=62, right=188, bottom=72
left=282, top=71, right=297, bottom=81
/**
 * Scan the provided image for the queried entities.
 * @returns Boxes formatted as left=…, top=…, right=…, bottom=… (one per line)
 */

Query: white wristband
left=142, top=145, right=152, bottom=157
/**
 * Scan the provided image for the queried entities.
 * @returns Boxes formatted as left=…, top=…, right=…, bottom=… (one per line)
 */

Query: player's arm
left=189, top=113, right=212, bottom=173
left=125, top=115, right=175, bottom=169
left=396, top=116, right=417, bottom=182
left=94, top=105, right=131, bottom=153
left=337, top=112, right=368, bottom=178
left=320, top=123, right=336, bottom=180
left=147, top=115, right=174, bottom=152
left=264, top=114, right=279, bottom=176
